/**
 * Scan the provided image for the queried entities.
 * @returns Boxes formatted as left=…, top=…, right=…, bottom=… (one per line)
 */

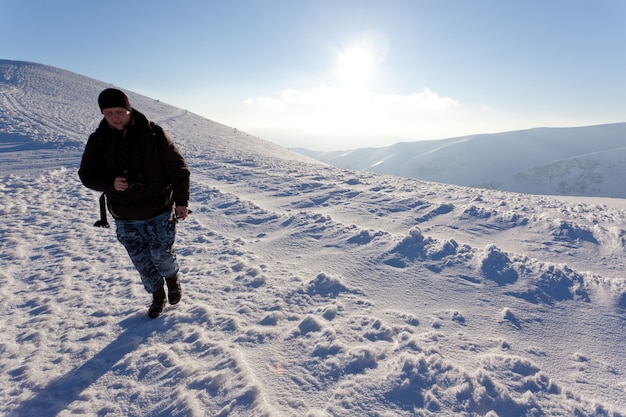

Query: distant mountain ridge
left=297, top=123, right=626, bottom=198
left=3, top=58, right=625, bottom=199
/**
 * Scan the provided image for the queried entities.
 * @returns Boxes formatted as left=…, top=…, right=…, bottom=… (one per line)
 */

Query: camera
left=125, top=172, right=144, bottom=192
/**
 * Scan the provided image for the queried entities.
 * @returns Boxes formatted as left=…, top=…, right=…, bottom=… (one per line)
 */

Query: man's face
left=102, top=107, right=131, bottom=130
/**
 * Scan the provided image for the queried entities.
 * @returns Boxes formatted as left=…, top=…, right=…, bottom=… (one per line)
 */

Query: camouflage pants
left=115, top=211, right=179, bottom=293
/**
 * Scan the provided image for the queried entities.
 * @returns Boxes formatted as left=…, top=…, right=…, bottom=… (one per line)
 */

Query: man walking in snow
left=79, top=88, right=190, bottom=318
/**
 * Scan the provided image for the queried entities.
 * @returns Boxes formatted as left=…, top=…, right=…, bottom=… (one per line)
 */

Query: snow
left=2, top=59, right=626, bottom=416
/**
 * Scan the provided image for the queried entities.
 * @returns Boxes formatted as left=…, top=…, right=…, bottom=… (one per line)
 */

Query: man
left=79, top=88, right=190, bottom=318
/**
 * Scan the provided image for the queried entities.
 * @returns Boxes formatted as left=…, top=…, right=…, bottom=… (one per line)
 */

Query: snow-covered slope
left=2, top=60, right=626, bottom=416
left=298, top=123, right=626, bottom=198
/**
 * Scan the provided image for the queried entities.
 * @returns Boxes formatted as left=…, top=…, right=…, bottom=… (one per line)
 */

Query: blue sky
left=3, top=1, right=626, bottom=150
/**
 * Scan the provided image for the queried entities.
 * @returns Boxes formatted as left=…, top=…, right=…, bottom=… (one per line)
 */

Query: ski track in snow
left=2, top=60, right=626, bottom=416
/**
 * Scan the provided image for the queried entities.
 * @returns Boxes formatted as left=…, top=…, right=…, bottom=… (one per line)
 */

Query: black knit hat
left=98, top=88, right=132, bottom=112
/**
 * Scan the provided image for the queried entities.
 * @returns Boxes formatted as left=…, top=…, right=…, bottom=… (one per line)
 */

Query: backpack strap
left=93, top=193, right=110, bottom=228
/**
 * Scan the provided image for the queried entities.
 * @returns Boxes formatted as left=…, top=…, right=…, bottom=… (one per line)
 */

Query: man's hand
left=114, top=176, right=129, bottom=192
left=175, top=206, right=189, bottom=220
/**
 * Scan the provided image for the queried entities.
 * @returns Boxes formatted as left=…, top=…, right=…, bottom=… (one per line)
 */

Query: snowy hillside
left=2, top=60, right=626, bottom=416
left=298, top=123, right=626, bottom=198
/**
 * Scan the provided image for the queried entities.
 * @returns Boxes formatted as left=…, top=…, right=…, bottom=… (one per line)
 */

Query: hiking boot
left=165, top=274, right=182, bottom=305
left=148, top=286, right=166, bottom=318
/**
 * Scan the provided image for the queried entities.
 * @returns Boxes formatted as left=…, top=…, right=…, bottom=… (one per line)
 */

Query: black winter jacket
left=79, top=109, right=190, bottom=220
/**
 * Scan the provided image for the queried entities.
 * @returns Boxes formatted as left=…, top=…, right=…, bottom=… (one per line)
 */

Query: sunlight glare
left=338, top=44, right=376, bottom=86
left=336, top=30, right=389, bottom=89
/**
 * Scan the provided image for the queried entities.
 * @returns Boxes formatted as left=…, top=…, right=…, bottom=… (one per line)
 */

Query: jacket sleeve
left=78, top=134, right=116, bottom=193
left=158, top=128, right=190, bottom=207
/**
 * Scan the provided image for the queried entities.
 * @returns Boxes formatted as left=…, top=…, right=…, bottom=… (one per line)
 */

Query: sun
left=337, top=44, right=376, bottom=86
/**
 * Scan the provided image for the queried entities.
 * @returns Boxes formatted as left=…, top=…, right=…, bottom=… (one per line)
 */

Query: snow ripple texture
left=2, top=60, right=626, bottom=417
